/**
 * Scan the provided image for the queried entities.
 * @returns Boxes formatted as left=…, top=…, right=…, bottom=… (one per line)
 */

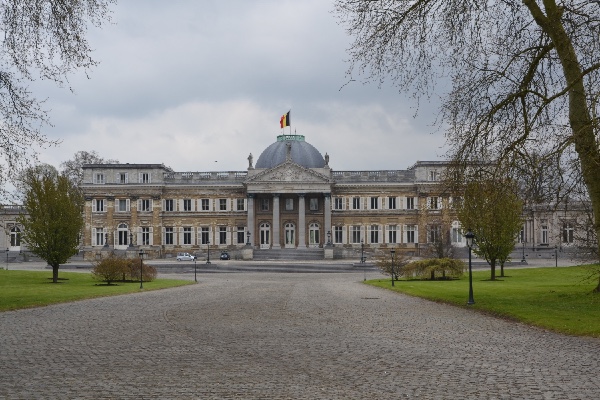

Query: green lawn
left=0, top=270, right=194, bottom=311
left=367, top=265, right=600, bottom=337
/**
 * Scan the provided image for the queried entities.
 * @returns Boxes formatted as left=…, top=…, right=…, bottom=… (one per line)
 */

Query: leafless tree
left=335, top=0, right=600, bottom=258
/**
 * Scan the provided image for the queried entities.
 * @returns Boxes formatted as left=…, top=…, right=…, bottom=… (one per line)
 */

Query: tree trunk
left=52, top=264, right=59, bottom=283
left=490, top=259, right=496, bottom=281
left=525, top=0, right=600, bottom=260
left=500, top=262, right=505, bottom=277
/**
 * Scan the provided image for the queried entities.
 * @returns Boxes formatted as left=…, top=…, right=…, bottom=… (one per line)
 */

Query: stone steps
left=253, top=248, right=324, bottom=261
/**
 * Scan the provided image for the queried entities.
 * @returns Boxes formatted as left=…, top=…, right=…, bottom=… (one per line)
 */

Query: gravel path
left=1, top=272, right=599, bottom=399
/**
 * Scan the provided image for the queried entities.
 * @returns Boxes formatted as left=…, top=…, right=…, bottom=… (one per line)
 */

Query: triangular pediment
left=245, top=161, right=331, bottom=184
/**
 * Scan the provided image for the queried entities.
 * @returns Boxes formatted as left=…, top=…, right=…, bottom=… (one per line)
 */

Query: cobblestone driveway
left=1, top=272, right=599, bottom=399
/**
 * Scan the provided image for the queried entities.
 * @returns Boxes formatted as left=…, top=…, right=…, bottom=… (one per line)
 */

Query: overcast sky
left=33, top=0, right=446, bottom=172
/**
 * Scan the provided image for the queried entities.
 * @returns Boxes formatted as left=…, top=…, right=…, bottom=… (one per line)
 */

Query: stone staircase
left=253, top=248, right=324, bottom=261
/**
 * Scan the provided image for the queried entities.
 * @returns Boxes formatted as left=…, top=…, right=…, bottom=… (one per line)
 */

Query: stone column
left=272, top=194, right=281, bottom=249
left=247, top=194, right=255, bottom=247
left=298, top=194, right=306, bottom=248
left=324, top=193, right=332, bottom=243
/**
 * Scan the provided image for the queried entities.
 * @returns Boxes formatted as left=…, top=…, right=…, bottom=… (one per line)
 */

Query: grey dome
left=255, top=136, right=325, bottom=169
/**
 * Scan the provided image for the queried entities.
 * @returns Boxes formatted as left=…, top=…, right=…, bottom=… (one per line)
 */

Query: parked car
left=220, top=251, right=230, bottom=260
left=176, top=252, right=196, bottom=261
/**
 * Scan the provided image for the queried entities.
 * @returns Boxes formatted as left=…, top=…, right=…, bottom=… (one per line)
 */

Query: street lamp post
left=5, top=247, right=8, bottom=271
left=194, top=257, right=197, bottom=282
left=465, top=231, right=475, bottom=305
left=390, top=249, right=395, bottom=287
left=206, top=240, right=211, bottom=264
left=555, top=245, right=558, bottom=267
left=521, top=238, right=526, bottom=263
left=138, top=249, right=144, bottom=289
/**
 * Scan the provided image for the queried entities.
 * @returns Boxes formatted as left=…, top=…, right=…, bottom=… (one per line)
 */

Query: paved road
left=1, top=272, right=599, bottom=399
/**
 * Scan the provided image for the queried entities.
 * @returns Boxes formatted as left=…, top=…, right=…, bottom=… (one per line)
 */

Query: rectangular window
left=541, top=221, right=548, bottom=244
left=236, top=199, right=245, bottom=211
left=352, top=197, right=361, bottom=210
left=334, top=226, right=343, bottom=244
left=428, top=225, right=440, bottom=243
left=183, top=227, right=192, bottom=245
left=94, top=173, right=105, bottom=184
left=388, top=197, right=397, bottom=210
left=429, top=170, right=438, bottom=181
left=118, top=172, right=128, bottom=184
left=451, top=228, right=462, bottom=243
left=165, top=227, right=174, bottom=245
left=334, top=197, right=344, bottom=210
left=388, top=225, right=398, bottom=244
left=352, top=225, right=362, bottom=244
left=93, top=199, right=105, bottom=213
left=237, top=226, right=246, bottom=244
left=183, top=199, right=192, bottom=211
left=406, top=225, right=416, bottom=243
left=141, top=227, right=150, bottom=245
left=95, top=228, right=105, bottom=246
left=261, top=198, right=269, bottom=211
left=164, top=199, right=174, bottom=212
left=117, top=199, right=129, bottom=212
left=139, top=172, right=150, bottom=184
left=370, top=197, right=379, bottom=210
left=406, top=197, right=415, bottom=210
left=219, top=226, right=227, bottom=245
left=139, top=199, right=151, bottom=212
left=285, top=198, right=294, bottom=211
left=219, top=199, right=227, bottom=211
left=562, top=223, right=574, bottom=244
left=201, top=199, right=210, bottom=211
left=201, top=227, right=210, bottom=245
left=309, top=198, right=318, bottom=211
left=369, top=225, right=380, bottom=243
left=428, top=197, right=440, bottom=210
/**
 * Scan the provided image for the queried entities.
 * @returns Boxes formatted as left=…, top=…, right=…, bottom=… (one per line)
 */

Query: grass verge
left=0, top=269, right=194, bottom=312
left=367, top=265, right=600, bottom=337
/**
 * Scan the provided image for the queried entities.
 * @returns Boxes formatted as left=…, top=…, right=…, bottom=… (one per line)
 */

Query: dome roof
left=255, top=135, right=325, bottom=169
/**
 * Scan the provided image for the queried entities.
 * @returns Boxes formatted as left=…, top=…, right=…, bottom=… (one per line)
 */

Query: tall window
left=201, top=199, right=210, bottom=211
left=428, top=225, right=440, bottom=243
left=562, top=222, right=574, bottom=244
left=334, top=197, right=344, bottom=210
left=429, top=170, right=438, bottom=181
left=164, top=199, right=174, bottom=212
left=406, top=197, right=415, bottom=210
left=183, top=199, right=192, bottom=211
left=451, top=228, right=462, bottom=243
left=428, top=197, right=440, bottom=210
left=201, top=227, right=210, bottom=244
left=139, top=199, right=151, bottom=212
left=352, top=197, right=361, bottom=210
left=351, top=225, right=361, bottom=243
left=139, top=172, right=150, bottom=183
left=541, top=222, right=549, bottom=244
left=369, top=225, right=380, bottom=243
left=237, top=226, right=245, bottom=244
left=141, top=227, right=150, bottom=245
left=219, top=199, right=227, bottom=211
left=94, top=228, right=105, bottom=246
left=334, top=226, right=343, bottom=244
left=10, top=227, right=21, bottom=247
left=118, top=172, right=128, bottom=184
left=219, top=226, right=227, bottom=244
left=370, top=197, right=379, bottom=210
left=261, top=198, right=269, bottom=211
left=285, top=198, right=294, bottom=211
left=309, top=198, right=318, bottom=211
left=388, top=225, right=398, bottom=244
left=164, top=227, right=174, bottom=245
left=183, top=227, right=193, bottom=245
left=405, top=225, right=416, bottom=243
left=94, top=173, right=105, bottom=184
left=236, top=199, right=245, bottom=211
left=117, top=199, right=129, bottom=212
left=93, top=199, right=105, bottom=212
left=388, top=197, right=397, bottom=210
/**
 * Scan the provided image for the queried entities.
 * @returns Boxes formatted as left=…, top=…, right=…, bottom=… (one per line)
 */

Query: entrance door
left=116, top=223, right=129, bottom=250
left=309, top=223, right=320, bottom=248
left=260, top=223, right=270, bottom=249
left=284, top=223, right=295, bottom=248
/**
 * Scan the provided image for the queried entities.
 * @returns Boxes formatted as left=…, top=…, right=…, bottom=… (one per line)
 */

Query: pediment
left=245, top=161, right=331, bottom=184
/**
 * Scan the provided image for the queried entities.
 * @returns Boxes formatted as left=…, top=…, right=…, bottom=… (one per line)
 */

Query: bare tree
left=334, top=0, right=600, bottom=258
left=0, top=1, right=114, bottom=194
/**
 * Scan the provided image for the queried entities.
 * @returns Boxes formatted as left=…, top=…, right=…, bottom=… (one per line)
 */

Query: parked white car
left=176, top=252, right=196, bottom=261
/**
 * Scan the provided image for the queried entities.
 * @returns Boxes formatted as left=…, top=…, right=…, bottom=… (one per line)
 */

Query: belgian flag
left=280, top=111, right=290, bottom=128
